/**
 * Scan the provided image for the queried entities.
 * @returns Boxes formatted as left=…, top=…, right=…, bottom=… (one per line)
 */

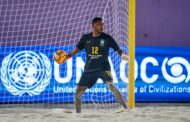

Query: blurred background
left=135, top=0, right=190, bottom=102
left=136, top=0, right=190, bottom=46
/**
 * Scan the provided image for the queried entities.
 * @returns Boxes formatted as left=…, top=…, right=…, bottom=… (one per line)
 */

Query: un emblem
left=1, top=51, right=52, bottom=96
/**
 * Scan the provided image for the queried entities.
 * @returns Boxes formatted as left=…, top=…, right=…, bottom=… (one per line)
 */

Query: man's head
left=92, top=17, right=104, bottom=33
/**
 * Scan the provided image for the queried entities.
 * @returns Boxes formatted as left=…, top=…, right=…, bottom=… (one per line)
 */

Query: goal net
left=0, top=0, right=129, bottom=109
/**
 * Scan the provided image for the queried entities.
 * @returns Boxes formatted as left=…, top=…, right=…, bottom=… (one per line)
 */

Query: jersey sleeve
left=76, top=35, right=85, bottom=50
left=109, top=35, right=120, bottom=51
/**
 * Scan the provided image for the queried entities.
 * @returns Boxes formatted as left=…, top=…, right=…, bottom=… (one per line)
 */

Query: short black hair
left=92, top=17, right=103, bottom=25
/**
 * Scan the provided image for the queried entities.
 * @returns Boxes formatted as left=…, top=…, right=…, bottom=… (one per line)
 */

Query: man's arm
left=66, top=35, right=85, bottom=60
left=117, top=49, right=130, bottom=62
left=66, top=48, right=80, bottom=60
left=108, top=35, right=129, bottom=62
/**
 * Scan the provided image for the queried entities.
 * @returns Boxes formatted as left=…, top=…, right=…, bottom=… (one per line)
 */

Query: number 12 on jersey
left=92, top=46, right=99, bottom=54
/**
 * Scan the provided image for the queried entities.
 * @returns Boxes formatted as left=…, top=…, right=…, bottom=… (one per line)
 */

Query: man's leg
left=75, top=86, right=88, bottom=113
left=106, top=81, right=127, bottom=108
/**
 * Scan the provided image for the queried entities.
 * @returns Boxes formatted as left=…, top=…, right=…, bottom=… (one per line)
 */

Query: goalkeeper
left=65, top=17, right=129, bottom=113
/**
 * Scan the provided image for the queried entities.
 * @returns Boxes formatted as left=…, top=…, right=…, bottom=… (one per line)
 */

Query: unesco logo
left=1, top=51, right=52, bottom=96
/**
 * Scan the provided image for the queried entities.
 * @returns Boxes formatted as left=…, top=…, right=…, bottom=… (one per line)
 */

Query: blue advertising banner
left=0, top=46, right=190, bottom=103
left=136, top=47, right=190, bottom=102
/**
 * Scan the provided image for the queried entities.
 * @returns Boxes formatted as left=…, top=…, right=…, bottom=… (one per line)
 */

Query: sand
left=0, top=103, right=190, bottom=122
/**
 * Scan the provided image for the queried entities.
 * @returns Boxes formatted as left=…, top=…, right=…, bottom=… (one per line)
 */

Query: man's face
left=92, top=20, right=104, bottom=33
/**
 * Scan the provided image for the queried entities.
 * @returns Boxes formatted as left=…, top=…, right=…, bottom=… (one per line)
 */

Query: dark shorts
left=77, top=70, right=113, bottom=88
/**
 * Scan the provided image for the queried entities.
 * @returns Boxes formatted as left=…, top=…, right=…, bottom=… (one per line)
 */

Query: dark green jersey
left=76, top=32, right=121, bottom=73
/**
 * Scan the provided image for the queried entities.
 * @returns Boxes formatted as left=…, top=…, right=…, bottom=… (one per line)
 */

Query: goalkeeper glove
left=121, top=53, right=130, bottom=62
